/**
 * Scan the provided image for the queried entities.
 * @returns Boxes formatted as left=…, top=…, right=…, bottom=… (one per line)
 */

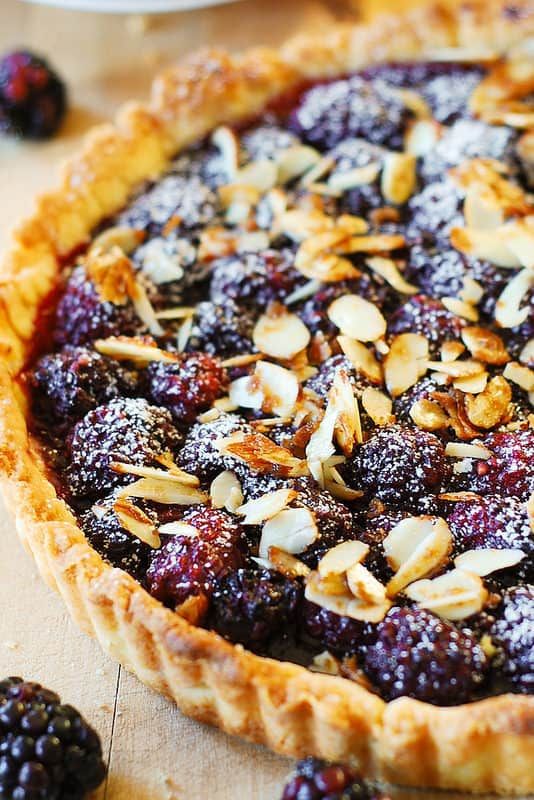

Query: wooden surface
left=0, top=2, right=421, bottom=798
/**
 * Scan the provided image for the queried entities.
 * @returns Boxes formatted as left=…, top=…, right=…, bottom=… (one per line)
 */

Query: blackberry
left=293, top=477, right=355, bottom=568
left=305, top=355, right=372, bottom=401
left=289, top=75, right=410, bottom=150
left=419, top=66, right=485, bottom=124
left=241, top=123, right=299, bottom=161
left=66, top=398, right=182, bottom=499
left=146, top=507, right=246, bottom=608
left=301, top=600, right=366, bottom=656
left=30, top=345, right=135, bottom=427
left=187, top=299, right=255, bottom=359
left=0, top=50, right=66, bottom=139
left=447, top=495, right=533, bottom=583
left=406, top=179, right=464, bottom=244
left=177, top=413, right=254, bottom=483
left=392, top=375, right=441, bottom=422
left=238, top=470, right=292, bottom=501
left=145, top=352, right=228, bottom=424
left=81, top=496, right=153, bottom=582
left=282, top=757, right=378, bottom=800
left=54, top=266, right=147, bottom=347
left=490, top=585, right=533, bottom=694
left=363, top=606, right=488, bottom=704
left=209, top=249, right=302, bottom=311
left=454, top=429, right=534, bottom=500
left=387, top=294, right=465, bottom=356
left=211, top=568, right=302, bottom=649
left=0, top=677, right=106, bottom=800
left=346, top=424, right=451, bottom=509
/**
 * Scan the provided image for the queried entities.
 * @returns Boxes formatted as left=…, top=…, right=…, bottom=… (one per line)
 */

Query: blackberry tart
left=0, top=1, right=533, bottom=794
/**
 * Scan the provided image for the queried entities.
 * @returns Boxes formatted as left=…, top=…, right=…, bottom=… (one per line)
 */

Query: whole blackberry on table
left=0, top=677, right=106, bottom=800
left=30, top=345, right=136, bottom=427
left=0, top=51, right=66, bottom=139
left=281, top=757, right=381, bottom=800
left=489, top=585, right=534, bottom=694
left=362, top=606, right=488, bottom=705
left=66, top=397, right=183, bottom=499
left=211, top=568, right=302, bottom=649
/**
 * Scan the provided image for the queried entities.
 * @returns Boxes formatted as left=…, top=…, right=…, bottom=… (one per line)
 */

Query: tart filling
left=26, top=57, right=533, bottom=707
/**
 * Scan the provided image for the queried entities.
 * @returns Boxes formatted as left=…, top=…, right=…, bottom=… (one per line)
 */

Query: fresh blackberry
left=346, top=424, right=451, bottom=509
left=66, top=398, right=182, bottom=499
left=281, top=757, right=378, bottom=800
left=453, top=429, right=534, bottom=500
left=293, top=477, right=355, bottom=568
left=387, top=294, right=465, bottom=356
left=209, top=249, right=302, bottom=311
left=289, top=75, right=410, bottom=150
left=447, top=495, right=533, bottom=583
left=81, top=496, right=153, bottom=582
left=54, top=266, right=147, bottom=347
left=363, top=606, right=488, bottom=704
left=29, top=346, right=135, bottom=427
left=419, top=66, right=485, bottom=124
left=301, top=600, right=366, bottom=656
left=0, top=50, right=66, bottom=139
left=146, top=507, right=246, bottom=608
left=145, top=352, right=228, bottom=424
left=187, top=299, right=255, bottom=359
left=211, top=568, right=302, bottom=649
left=241, top=123, right=299, bottom=161
left=177, top=413, right=254, bottom=483
left=406, top=179, right=464, bottom=244
left=0, top=677, right=106, bottom=800
left=490, top=585, right=533, bottom=694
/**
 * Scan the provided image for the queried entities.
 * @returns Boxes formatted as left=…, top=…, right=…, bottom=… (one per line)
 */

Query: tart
left=1, top=1, right=533, bottom=794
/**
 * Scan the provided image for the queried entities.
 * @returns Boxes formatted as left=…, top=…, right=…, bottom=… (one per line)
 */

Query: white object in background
left=23, top=0, right=242, bottom=12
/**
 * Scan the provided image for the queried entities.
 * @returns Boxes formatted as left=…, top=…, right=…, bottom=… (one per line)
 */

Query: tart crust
left=1, top=2, right=534, bottom=793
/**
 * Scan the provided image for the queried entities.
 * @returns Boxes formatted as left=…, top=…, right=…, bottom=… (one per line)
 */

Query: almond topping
left=85, top=245, right=137, bottom=305
left=253, top=307, right=310, bottom=359
left=256, top=361, right=300, bottom=418
left=384, top=333, right=429, bottom=397
left=233, top=159, right=278, bottom=192
left=495, top=268, right=534, bottom=328
left=237, top=488, right=298, bottom=526
left=347, top=563, right=388, bottom=604
left=381, top=153, right=417, bottom=205
left=464, top=375, right=512, bottom=429
left=425, top=359, right=485, bottom=378
left=404, top=119, right=442, bottom=156
left=276, top=145, right=321, bottom=184
left=295, top=231, right=361, bottom=282
left=361, top=387, right=394, bottom=426
left=460, top=326, right=510, bottom=365
left=454, top=548, right=526, bottom=576
left=212, top=126, right=240, bottom=179
left=459, top=276, right=484, bottom=305
left=113, top=497, right=160, bottom=548
left=111, top=461, right=199, bottom=487
left=327, top=294, right=387, bottom=342
left=366, top=255, right=419, bottom=295
left=90, top=226, right=144, bottom=256
left=337, top=336, right=383, bottom=384
left=342, top=233, right=406, bottom=255
left=445, top=442, right=493, bottom=459
left=384, top=516, right=453, bottom=597
left=330, top=369, right=363, bottom=455
left=503, top=361, right=534, bottom=392
left=410, top=398, right=449, bottom=431
left=117, top=477, right=208, bottom=506
left=441, top=341, right=465, bottom=362
left=328, top=162, right=381, bottom=191
left=520, top=339, right=534, bottom=367
left=158, top=521, right=199, bottom=538
left=451, top=226, right=521, bottom=269
left=318, top=540, right=369, bottom=577
left=309, top=651, right=341, bottom=675
left=453, top=372, right=489, bottom=394
left=405, top=569, right=488, bottom=621
left=209, top=470, right=243, bottom=513
left=305, top=570, right=391, bottom=623
left=94, top=336, right=177, bottom=365
left=267, top=547, right=311, bottom=579
left=155, top=306, right=196, bottom=320
left=216, top=431, right=308, bottom=477
left=441, top=297, right=479, bottom=322
left=300, top=155, right=335, bottom=187
left=259, top=507, right=318, bottom=560
left=175, top=594, right=209, bottom=625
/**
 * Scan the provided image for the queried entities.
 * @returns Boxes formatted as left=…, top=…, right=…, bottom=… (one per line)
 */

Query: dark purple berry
left=387, top=294, right=465, bottom=356
left=177, top=413, right=254, bottom=483
left=242, top=123, right=299, bottom=161
left=301, top=600, right=365, bottom=656
left=292, top=477, right=355, bottom=568
left=281, top=757, right=376, bottom=800
left=454, top=429, right=534, bottom=500
left=0, top=50, right=66, bottom=139
left=490, top=585, right=533, bottom=694
left=187, top=299, right=255, bottom=358
left=392, top=375, right=441, bottom=423
left=305, top=355, right=372, bottom=401
left=406, top=179, right=464, bottom=244
left=363, top=606, right=488, bottom=704
left=297, top=277, right=389, bottom=337
left=209, top=249, right=302, bottom=311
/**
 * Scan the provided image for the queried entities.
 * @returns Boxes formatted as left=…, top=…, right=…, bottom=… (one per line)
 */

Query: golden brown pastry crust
left=1, top=2, right=534, bottom=793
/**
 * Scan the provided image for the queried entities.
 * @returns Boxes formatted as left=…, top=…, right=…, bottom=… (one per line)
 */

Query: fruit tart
left=0, top=1, right=533, bottom=793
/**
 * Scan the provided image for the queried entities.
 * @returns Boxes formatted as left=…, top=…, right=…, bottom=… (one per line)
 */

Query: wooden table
left=0, top=2, right=421, bottom=798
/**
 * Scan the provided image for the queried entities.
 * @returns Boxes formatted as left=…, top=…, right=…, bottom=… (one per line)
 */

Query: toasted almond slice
left=295, top=233, right=361, bottom=283
left=176, top=314, right=194, bottom=352
left=237, top=488, right=298, bottom=526
left=238, top=231, right=271, bottom=253
left=503, top=361, right=534, bottom=392
left=276, top=145, right=321, bottom=184
left=347, top=563, right=388, bottom=604
left=259, top=507, right=318, bottom=560
left=129, top=280, right=164, bottom=337
left=217, top=431, right=308, bottom=477
left=337, top=336, right=383, bottom=384
left=212, top=125, right=240, bottom=179
left=110, top=461, right=199, bottom=487
left=305, top=571, right=391, bottom=623
left=342, top=233, right=406, bottom=255
left=309, top=651, right=341, bottom=675
left=118, top=477, right=208, bottom=506
left=384, top=516, right=453, bottom=597
left=394, top=87, right=431, bottom=118
left=318, top=540, right=369, bottom=578
left=405, top=568, right=488, bottom=620
left=113, top=497, right=160, bottom=548
left=158, top=521, right=200, bottom=538
left=361, top=387, right=394, bottom=426
left=459, top=276, right=485, bottom=306
left=305, top=182, right=343, bottom=198
left=155, top=306, right=196, bottom=320
left=464, top=375, right=512, bottom=428
left=454, top=548, right=526, bottom=576
left=453, top=372, right=489, bottom=394
left=300, top=155, right=335, bottom=187
left=366, top=256, right=418, bottom=295
left=229, top=375, right=264, bottom=412
left=235, top=159, right=278, bottom=192
left=305, top=405, right=338, bottom=486
left=284, top=279, right=322, bottom=306
left=213, top=396, right=239, bottom=412
left=325, top=481, right=364, bottom=502
left=442, top=297, right=479, bottom=322
left=210, top=470, right=244, bottom=513
left=495, top=268, right=534, bottom=328
left=328, top=294, right=386, bottom=342
left=253, top=309, right=310, bottom=360
left=381, top=153, right=417, bottom=205
left=337, top=215, right=370, bottom=235
left=175, top=594, right=209, bottom=625
left=197, top=408, right=221, bottom=424
left=460, top=326, right=510, bottom=365
left=255, top=361, right=300, bottom=418
left=329, top=369, right=362, bottom=454
left=405, top=119, right=442, bottom=156
left=520, top=339, right=534, bottom=367
left=409, top=398, right=449, bottom=431
left=384, top=333, right=429, bottom=397
left=94, top=336, right=176, bottom=365
left=451, top=226, right=521, bottom=268
left=91, top=226, right=144, bottom=256
left=425, top=359, right=485, bottom=378
left=268, top=547, right=311, bottom=579
left=441, top=341, right=465, bottom=362
left=445, top=442, right=493, bottom=459
left=328, top=163, right=381, bottom=191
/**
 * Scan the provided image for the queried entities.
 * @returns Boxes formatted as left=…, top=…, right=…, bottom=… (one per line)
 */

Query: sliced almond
left=253, top=308, right=310, bottom=360
left=155, top=306, right=196, bottom=320
left=405, top=568, right=488, bottom=620
left=454, top=548, right=526, bottom=576
left=212, top=125, right=240, bottom=179
left=276, top=145, right=321, bottom=184
left=117, top=477, right=208, bottom=506
left=210, top=470, right=243, bottom=513
left=451, top=226, right=521, bottom=269
left=441, top=297, right=479, bottom=322
left=255, top=361, right=300, bottom=418
left=300, top=155, right=335, bottom=187
left=305, top=570, right=391, bottom=623
left=85, top=245, right=137, bottom=304
left=327, top=295, right=386, bottom=342
left=453, top=372, right=489, bottom=394
left=495, top=268, right=534, bottom=328
left=91, top=226, right=144, bottom=256
left=94, top=336, right=176, bottom=365
left=294, top=231, right=361, bottom=283
left=328, top=162, right=381, bottom=191
left=441, top=341, right=465, bottom=362
left=267, top=546, right=311, bottom=579
left=175, top=594, right=209, bottom=625
left=329, top=369, right=363, bottom=455
left=405, top=119, right=442, bottom=156
left=445, top=442, right=493, bottom=459
left=381, top=153, right=416, bottom=205
left=410, top=398, right=449, bottom=431
left=461, top=326, right=510, bottom=365
left=366, top=256, right=418, bottom=295
left=237, top=488, right=297, bottom=526
left=347, top=562, right=388, bottom=604
left=233, top=159, right=278, bottom=192
left=158, top=521, right=199, bottom=537
left=464, top=375, right=512, bottom=428
left=176, top=314, right=194, bottom=352
left=459, top=276, right=484, bottom=306
left=305, top=405, right=337, bottom=486
left=216, top=431, right=308, bottom=477
left=325, top=481, right=365, bottom=502
left=259, top=507, right=318, bottom=560
left=425, top=359, right=485, bottom=379
left=503, top=361, right=534, bottom=392
left=337, top=336, right=383, bottom=384
left=113, top=497, right=160, bottom=548
left=309, top=651, right=341, bottom=675
left=384, top=333, right=429, bottom=397
left=284, top=279, right=322, bottom=306
left=342, top=233, right=406, bottom=255
left=384, top=516, right=453, bottom=597
left=361, top=387, right=394, bottom=426
left=318, top=540, right=369, bottom=578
